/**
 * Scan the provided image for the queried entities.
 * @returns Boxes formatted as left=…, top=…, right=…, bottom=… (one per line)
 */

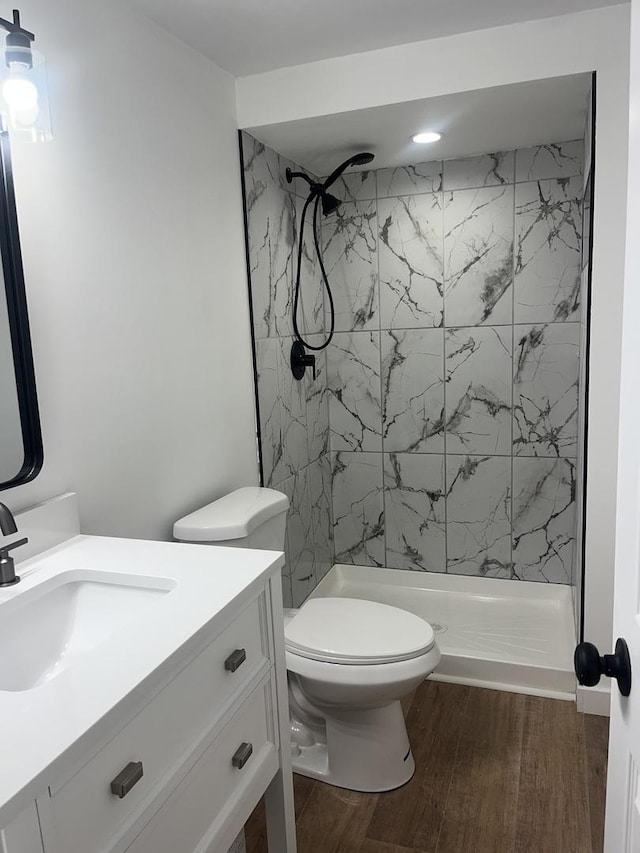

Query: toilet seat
left=284, top=597, right=435, bottom=665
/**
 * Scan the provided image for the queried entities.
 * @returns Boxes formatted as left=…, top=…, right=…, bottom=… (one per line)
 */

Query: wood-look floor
left=246, top=681, right=609, bottom=853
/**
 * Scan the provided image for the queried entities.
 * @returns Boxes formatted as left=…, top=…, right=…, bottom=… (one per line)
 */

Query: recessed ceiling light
left=412, top=131, right=443, bottom=144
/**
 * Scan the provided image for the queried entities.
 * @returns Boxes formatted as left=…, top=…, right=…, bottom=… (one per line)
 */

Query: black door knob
left=574, top=637, right=632, bottom=697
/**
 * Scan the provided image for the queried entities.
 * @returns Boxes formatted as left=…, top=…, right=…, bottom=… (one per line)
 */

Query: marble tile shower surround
left=323, top=199, right=379, bottom=332
left=241, top=133, right=332, bottom=608
left=378, top=193, right=443, bottom=329
left=444, top=185, right=514, bottom=327
left=242, top=133, right=585, bottom=594
left=324, top=139, right=584, bottom=585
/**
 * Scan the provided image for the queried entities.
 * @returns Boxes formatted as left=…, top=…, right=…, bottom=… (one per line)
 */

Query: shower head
left=321, top=192, right=342, bottom=216
left=323, top=151, right=375, bottom=190
left=351, top=152, right=375, bottom=166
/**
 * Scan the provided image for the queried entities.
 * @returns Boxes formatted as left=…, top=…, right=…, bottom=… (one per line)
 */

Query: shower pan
left=310, top=565, right=576, bottom=699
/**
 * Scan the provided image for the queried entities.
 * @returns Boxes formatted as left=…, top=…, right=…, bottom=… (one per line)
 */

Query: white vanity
left=0, top=495, right=296, bottom=853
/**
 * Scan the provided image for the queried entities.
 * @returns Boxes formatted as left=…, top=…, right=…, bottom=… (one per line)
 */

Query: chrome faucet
left=0, top=502, right=27, bottom=586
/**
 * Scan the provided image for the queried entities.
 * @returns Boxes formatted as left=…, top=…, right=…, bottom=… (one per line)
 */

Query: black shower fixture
left=285, top=151, right=375, bottom=219
left=286, top=151, right=375, bottom=379
left=322, top=151, right=375, bottom=189
left=321, top=192, right=342, bottom=217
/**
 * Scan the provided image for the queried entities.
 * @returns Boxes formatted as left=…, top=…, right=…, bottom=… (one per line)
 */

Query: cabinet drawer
left=44, top=593, right=271, bottom=853
left=126, top=673, right=278, bottom=853
left=0, top=803, right=44, bottom=853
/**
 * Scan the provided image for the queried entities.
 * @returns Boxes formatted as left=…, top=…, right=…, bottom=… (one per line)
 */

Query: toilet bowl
left=174, top=487, right=441, bottom=793
left=284, top=597, right=440, bottom=791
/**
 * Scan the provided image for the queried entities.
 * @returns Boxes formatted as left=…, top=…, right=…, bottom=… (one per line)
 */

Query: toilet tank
left=173, top=487, right=289, bottom=551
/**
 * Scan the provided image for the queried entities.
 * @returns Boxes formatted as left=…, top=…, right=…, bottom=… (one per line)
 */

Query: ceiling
left=130, top=0, right=624, bottom=77
left=247, top=74, right=592, bottom=174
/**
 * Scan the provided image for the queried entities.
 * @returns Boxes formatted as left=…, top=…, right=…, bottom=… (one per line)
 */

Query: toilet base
left=290, top=700, right=416, bottom=792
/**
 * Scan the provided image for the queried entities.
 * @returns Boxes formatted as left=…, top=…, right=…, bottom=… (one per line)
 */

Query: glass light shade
left=0, top=46, right=52, bottom=142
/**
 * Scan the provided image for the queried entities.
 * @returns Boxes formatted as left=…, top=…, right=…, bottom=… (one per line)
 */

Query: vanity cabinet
left=1, top=568, right=296, bottom=853
left=0, top=803, right=44, bottom=853
left=125, top=673, right=277, bottom=853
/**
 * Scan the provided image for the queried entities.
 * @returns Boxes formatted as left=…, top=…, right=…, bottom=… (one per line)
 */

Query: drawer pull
left=232, top=742, right=253, bottom=770
left=225, top=648, right=247, bottom=673
left=110, top=761, right=144, bottom=798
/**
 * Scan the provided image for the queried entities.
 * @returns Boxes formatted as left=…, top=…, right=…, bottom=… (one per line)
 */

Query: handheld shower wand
left=286, top=152, right=375, bottom=380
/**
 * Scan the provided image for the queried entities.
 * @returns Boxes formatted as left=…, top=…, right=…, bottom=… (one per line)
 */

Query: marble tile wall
left=326, top=140, right=584, bottom=584
left=241, top=132, right=333, bottom=607
left=242, top=132, right=585, bottom=597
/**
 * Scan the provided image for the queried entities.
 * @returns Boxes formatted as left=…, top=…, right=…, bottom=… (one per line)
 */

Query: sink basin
left=0, top=570, right=175, bottom=692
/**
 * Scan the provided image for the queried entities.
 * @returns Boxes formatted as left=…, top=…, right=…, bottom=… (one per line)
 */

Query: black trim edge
left=579, top=72, right=597, bottom=643
left=0, top=127, right=42, bottom=489
left=238, top=130, right=264, bottom=487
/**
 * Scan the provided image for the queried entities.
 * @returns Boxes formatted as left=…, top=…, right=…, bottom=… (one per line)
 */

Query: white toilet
left=174, top=486, right=441, bottom=793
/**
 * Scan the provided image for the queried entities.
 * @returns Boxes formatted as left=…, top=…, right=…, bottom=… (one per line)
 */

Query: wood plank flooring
left=245, top=681, right=609, bottom=853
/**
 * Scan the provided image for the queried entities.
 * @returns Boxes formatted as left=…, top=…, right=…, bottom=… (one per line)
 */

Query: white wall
left=1, top=0, right=259, bottom=539
left=237, top=5, right=631, bottom=663
left=236, top=6, right=629, bottom=129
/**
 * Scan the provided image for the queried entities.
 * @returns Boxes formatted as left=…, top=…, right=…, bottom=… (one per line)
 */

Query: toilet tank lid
left=173, top=487, right=289, bottom=542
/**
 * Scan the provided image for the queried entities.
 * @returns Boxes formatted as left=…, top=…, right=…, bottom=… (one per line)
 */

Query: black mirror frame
left=0, top=126, right=42, bottom=489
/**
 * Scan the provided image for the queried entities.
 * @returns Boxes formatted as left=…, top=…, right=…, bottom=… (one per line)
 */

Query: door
left=604, top=0, right=640, bottom=848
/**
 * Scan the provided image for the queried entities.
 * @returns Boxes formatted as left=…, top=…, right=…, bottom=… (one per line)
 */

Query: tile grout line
left=375, top=170, right=388, bottom=571
left=511, top=150, right=517, bottom=580
left=441, top=166, right=449, bottom=576
left=320, top=203, right=336, bottom=570
left=321, top=206, right=338, bottom=570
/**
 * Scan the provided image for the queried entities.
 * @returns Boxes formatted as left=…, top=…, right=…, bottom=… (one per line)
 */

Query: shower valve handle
left=290, top=340, right=316, bottom=381
left=306, top=355, right=317, bottom=380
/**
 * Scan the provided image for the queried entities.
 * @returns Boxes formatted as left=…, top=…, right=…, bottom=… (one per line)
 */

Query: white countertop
left=0, top=534, right=284, bottom=826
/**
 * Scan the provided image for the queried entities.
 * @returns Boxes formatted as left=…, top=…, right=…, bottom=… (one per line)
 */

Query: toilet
left=174, top=486, right=441, bottom=793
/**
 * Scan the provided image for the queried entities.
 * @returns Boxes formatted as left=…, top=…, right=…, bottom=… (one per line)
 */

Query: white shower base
left=309, top=564, right=577, bottom=701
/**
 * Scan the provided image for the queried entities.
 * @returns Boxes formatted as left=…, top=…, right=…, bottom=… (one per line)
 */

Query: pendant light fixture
left=0, top=9, right=51, bottom=141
